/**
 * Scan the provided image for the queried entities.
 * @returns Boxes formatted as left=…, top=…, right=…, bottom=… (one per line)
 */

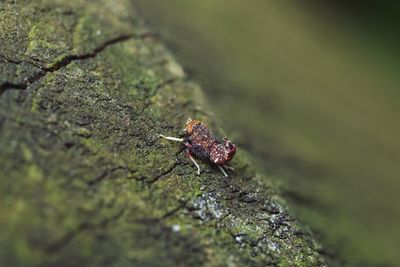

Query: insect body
left=159, top=118, right=237, bottom=177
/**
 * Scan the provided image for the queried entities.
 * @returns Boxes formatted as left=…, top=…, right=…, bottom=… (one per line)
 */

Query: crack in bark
left=0, top=32, right=156, bottom=96
left=152, top=78, right=179, bottom=98
left=87, top=166, right=136, bottom=186
left=45, top=208, right=125, bottom=253
left=0, top=54, right=41, bottom=68
left=147, top=161, right=179, bottom=185
left=158, top=202, right=187, bottom=220
left=0, top=81, right=26, bottom=92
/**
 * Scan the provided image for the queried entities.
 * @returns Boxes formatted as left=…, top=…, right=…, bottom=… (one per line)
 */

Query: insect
left=159, top=118, right=237, bottom=177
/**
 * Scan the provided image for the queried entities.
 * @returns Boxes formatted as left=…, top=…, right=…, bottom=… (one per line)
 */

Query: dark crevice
left=0, top=54, right=42, bottom=68
left=43, top=33, right=136, bottom=71
left=0, top=81, right=27, bottom=95
left=0, top=32, right=156, bottom=97
left=45, top=208, right=125, bottom=253
left=141, top=78, right=180, bottom=103
left=87, top=166, right=136, bottom=186
left=147, top=161, right=179, bottom=185
left=87, top=170, right=109, bottom=186
left=159, top=203, right=186, bottom=220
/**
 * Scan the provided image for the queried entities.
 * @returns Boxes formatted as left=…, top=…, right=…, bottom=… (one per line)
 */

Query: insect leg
left=224, top=165, right=235, bottom=171
left=186, top=149, right=201, bottom=175
left=159, top=134, right=184, bottom=142
left=218, top=166, right=229, bottom=177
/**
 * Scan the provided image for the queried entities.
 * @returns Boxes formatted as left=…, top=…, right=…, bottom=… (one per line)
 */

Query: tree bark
left=0, top=1, right=327, bottom=266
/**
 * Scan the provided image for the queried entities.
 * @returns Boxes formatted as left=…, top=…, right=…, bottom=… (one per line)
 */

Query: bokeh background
left=132, top=1, right=400, bottom=266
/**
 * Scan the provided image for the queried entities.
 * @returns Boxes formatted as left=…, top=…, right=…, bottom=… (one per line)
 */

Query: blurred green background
left=132, top=1, right=400, bottom=266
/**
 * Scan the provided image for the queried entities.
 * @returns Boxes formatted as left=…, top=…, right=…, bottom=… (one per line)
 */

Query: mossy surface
left=0, top=1, right=327, bottom=266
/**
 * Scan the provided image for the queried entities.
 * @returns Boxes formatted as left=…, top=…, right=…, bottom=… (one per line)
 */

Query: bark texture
left=0, top=1, right=327, bottom=266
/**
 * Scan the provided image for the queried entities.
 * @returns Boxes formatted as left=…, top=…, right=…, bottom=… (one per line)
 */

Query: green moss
left=26, top=19, right=71, bottom=66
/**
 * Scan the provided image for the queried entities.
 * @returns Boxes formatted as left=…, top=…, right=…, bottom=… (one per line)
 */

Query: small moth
left=159, top=118, right=237, bottom=177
